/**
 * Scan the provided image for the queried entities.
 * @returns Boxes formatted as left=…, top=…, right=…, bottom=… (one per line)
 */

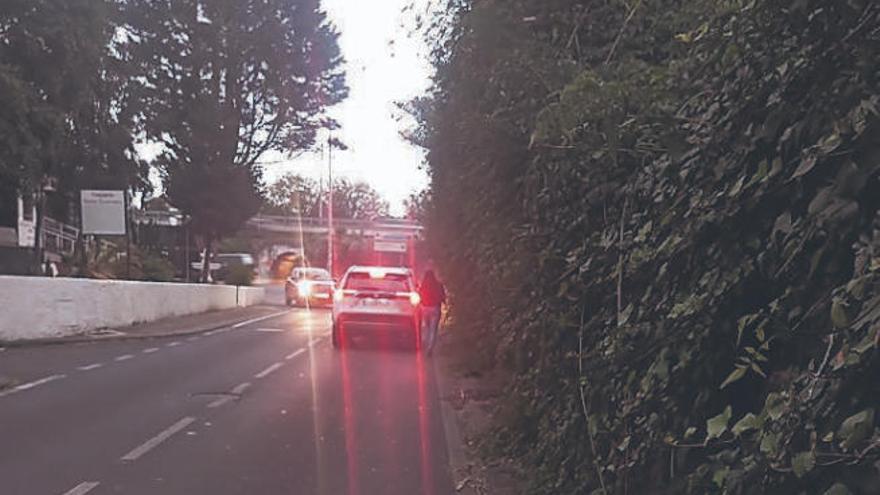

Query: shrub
left=141, top=253, right=176, bottom=282
left=224, top=264, right=255, bottom=286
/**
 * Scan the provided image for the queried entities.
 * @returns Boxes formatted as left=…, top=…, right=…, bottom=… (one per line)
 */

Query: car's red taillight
left=395, top=292, right=420, bottom=306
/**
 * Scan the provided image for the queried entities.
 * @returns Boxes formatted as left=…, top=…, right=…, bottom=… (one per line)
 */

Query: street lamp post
left=327, top=133, right=334, bottom=277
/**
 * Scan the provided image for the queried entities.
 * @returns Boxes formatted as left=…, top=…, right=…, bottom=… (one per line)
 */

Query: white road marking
left=77, top=363, right=103, bottom=371
left=231, top=382, right=251, bottom=394
left=0, top=374, right=66, bottom=397
left=143, top=347, right=160, bottom=354
left=204, top=329, right=221, bottom=336
left=254, top=328, right=285, bottom=333
left=231, top=309, right=291, bottom=329
left=114, top=354, right=134, bottom=362
left=62, top=481, right=100, bottom=495
left=207, top=382, right=251, bottom=408
left=254, top=362, right=283, bottom=379
left=285, top=349, right=306, bottom=360
left=187, top=335, right=200, bottom=341
left=207, top=396, right=233, bottom=408
left=166, top=341, right=181, bottom=347
left=121, top=416, right=196, bottom=461
left=309, top=337, right=324, bottom=347
left=0, top=347, right=6, bottom=352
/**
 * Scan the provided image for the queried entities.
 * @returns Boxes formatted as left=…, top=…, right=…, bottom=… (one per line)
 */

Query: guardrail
left=42, top=216, right=78, bottom=255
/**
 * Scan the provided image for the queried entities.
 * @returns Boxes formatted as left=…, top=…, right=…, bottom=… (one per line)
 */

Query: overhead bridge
left=135, top=211, right=423, bottom=239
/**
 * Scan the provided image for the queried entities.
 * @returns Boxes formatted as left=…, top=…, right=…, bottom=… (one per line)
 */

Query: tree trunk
left=201, top=235, right=213, bottom=283
left=32, top=190, right=44, bottom=275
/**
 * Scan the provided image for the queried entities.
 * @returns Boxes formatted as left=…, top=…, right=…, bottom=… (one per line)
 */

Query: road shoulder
left=433, top=330, right=525, bottom=495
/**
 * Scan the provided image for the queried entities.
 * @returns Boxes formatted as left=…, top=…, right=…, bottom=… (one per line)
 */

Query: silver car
left=331, top=266, right=422, bottom=349
left=285, top=267, right=335, bottom=307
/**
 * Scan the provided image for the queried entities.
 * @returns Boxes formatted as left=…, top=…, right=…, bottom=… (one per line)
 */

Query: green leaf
left=764, top=393, right=786, bottom=421
left=712, top=466, right=729, bottom=488
left=737, top=314, right=758, bottom=346
left=823, top=483, right=852, bottom=495
left=720, top=366, right=747, bottom=389
left=684, top=426, right=697, bottom=439
left=818, top=133, right=842, bottom=154
left=791, top=154, right=817, bottom=179
left=618, top=303, right=634, bottom=326
left=831, top=298, right=850, bottom=328
left=588, top=415, right=600, bottom=436
left=760, top=431, right=780, bottom=457
left=732, top=413, right=761, bottom=436
left=706, top=406, right=732, bottom=441
left=838, top=409, right=875, bottom=449
left=792, top=451, right=815, bottom=478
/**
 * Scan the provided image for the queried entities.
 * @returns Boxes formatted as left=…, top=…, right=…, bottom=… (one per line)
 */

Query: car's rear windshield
left=344, top=272, right=410, bottom=292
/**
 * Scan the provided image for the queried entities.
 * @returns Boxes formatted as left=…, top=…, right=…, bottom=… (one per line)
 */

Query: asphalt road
left=0, top=290, right=455, bottom=495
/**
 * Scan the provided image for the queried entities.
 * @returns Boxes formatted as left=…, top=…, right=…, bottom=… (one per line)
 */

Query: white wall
left=0, top=276, right=265, bottom=341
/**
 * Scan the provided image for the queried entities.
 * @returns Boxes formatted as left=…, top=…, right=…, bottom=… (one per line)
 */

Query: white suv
left=332, top=266, right=422, bottom=349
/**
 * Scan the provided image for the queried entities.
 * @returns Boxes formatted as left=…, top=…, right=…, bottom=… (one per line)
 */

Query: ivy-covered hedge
left=419, top=0, right=879, bottom=493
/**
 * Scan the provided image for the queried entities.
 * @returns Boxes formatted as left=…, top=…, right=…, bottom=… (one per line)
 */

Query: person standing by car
left=418, top=270, right=446, bottom=353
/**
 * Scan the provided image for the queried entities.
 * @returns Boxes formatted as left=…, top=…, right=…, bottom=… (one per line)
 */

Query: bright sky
left=260, top=0, right=433, bottom=217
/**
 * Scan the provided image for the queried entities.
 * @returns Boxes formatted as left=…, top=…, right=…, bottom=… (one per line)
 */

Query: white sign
left=17, top=219, right=35, bottom=247
left=81, top=190, right=126, bottom=235
left=16, top=196, right=35, bottom=247
left=374, top=241, right=407, bottom=253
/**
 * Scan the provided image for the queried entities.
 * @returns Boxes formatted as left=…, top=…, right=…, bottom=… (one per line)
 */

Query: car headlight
left=297, top=281, right=311, bottom=295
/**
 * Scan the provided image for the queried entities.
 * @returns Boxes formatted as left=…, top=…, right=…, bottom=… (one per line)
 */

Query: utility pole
left=327, top=133, right=334, bottom=277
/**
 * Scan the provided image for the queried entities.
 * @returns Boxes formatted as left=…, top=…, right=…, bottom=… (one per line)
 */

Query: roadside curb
left=433, top=334, right=474, bottom=494
left=0, top=306, right=290, bottom=349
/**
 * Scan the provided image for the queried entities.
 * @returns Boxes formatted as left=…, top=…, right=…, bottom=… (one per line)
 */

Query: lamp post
left=327, top=133, right=334, bottom=277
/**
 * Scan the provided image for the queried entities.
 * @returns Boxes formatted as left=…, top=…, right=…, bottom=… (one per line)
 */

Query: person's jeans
left=421, top=305, right=441, bottom=351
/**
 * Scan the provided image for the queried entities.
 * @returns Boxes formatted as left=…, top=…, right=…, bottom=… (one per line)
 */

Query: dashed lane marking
left=231, top=382, right=251, bottom=394
left=254, top=362, right=283, bottom=379
left=231, top=309, right=292, bottom=329
left=187, top=336, right=200, bottom=341
left=254, top=328, right=285, bottom=333
left=143, top=347, right=160, bottom=354
left=114, top=354, right=134, bottom=362
left=121, top=416, right=196, bottom=462
left=0, top=374, right=66, bottom=398
left=62, top=481, right=100, bottom=495
left=206, top=382, right=252, bottom=409
left=285, top=349, right=306, bottom=360
left=166, top=341, right=181, bottom=347
left=207, top=396, right=233, bottom=409
left=77, top=363, right=103, bottom=371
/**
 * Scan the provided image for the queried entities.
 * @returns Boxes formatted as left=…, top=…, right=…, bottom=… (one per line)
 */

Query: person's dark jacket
left=419, top=274, right=446, bottom=307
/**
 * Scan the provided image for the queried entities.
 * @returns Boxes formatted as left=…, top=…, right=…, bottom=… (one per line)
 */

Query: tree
left=418, top=0, right=880, bottom=493
left=264, top=173, right=322, bottom=217
left=403, top=189, right=430, bottom=221
left=330, top=178, right=389, bottom=220
left=124, top=0, right=347, bottom=280
left=0, top=0, right=146, bottom=273
left=263, top=172, right=389, bottom=220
